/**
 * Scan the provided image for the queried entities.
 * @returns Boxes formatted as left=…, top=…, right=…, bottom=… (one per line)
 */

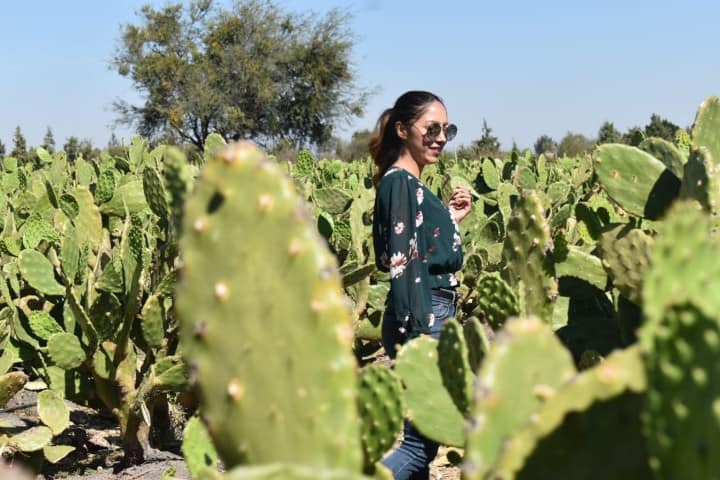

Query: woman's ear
left=395, top=121, right=408, bottom=140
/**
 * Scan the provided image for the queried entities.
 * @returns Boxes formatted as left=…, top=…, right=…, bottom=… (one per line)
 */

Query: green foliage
left=557, top=132, right=594, bottom=157
left=533, top=134, right=557, bottom=156
left=112, top=0, right=369, bottom=149
left=597, top=121, right=622, bottom=144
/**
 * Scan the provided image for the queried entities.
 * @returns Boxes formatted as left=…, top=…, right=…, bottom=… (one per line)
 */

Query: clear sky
left=2, top=0, right=719, bottom=152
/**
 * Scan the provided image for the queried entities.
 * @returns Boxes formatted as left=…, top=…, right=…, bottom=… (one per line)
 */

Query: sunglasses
left=417, top=122, right=458, bottom=142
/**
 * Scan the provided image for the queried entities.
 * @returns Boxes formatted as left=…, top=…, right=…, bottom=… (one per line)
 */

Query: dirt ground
left=2, top=387, right=460, bottom=480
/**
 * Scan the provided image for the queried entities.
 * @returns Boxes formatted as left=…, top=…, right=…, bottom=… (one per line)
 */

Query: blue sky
left=2, top=0, right=719, bottom=152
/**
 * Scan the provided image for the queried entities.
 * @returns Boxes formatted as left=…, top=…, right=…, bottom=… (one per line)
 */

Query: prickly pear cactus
left=177, top=141, right=362, bottom=471
left=464, top=316, right=576, bottom=480
left=471, top=272, right=519, bottom=330
left=594, top=144, right=680, bottom=220
left=486, top=346, right=650, bottom=480
left=395, top=337, right=465, bottom=447
left=437, top=318, right=474, bottom=415
left=640, top=201, right=720, bottom=480
left=501, top=190, right=557, bottom=323
left=598, top=224, right=654, bottom=304
left=356, top=365, right=403, bottom=472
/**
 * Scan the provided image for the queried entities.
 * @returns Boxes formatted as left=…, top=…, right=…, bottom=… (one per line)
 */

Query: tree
left=597, top=121, right=621, bottom=144
left=0, top=139, right=5, bottom=158
left=558, top=132, right=595, bottom=157
left=336, top=128, right=373, bottom=161
left=63, top=136, right=80, bottom=162
left=472, top=119, right=501, bottom=158
left=622, top=127, right=645, bottom=146
left=534, top=134, right=557, bottom=156
left=11, top=127, right=27, bottom=162
left=108, top=132, right=127, bottom=158
left=113, top=0, right=369, bottom=150
left=42, top=126, right=56, bottom=153
left=644, top=113, right=679, bottom=141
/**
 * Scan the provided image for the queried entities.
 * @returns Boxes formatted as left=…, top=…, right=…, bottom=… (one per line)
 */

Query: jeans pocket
left=432, top=301, right=451, bottom=321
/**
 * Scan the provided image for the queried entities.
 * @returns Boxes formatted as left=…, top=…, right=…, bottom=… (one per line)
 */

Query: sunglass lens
left=446, top=124, right=457, bottom=141
left=426, top=123, right=442, bottom=138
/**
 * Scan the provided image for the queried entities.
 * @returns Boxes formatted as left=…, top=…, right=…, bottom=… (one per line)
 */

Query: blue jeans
left=380, top=291, right=457, bottom=480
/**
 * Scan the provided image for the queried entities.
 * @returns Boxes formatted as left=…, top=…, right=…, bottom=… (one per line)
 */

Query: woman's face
left=398, top=100, right=449, bottom=169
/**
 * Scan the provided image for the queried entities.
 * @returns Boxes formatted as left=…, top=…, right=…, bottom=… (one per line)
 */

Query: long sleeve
left=374, top=173, right=433, bottom=336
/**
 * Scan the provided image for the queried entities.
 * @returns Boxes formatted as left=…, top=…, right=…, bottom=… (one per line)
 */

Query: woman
left=370, top=91, right=472, bottom=479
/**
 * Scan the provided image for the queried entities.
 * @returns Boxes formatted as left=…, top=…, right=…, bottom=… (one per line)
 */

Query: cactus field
left=1, top=96, right=720, bottom=479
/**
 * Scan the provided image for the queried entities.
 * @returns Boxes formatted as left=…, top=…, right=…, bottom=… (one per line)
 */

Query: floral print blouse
left=373, top=167, right=464, bottom=336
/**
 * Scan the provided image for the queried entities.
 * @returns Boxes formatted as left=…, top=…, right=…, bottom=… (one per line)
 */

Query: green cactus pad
left=554, top=245, right=608, bottom=295
left=642, top=201, right=720, bottom=324
left=59, top=193, right=79, bottom=220
left=463, top=316, right=491, bottom=373
left=182, top=415, right=220, bottom=478
left=357, top=365, right=403, bottom=471
left=0, top=371, right=28, bottom=408
left=691, top=95, right=720, bottom=161
left=484, top=346, right=649, bottom=480
left=140, top=294, right=164, bottom=348
left=95, top=169, right=116, bottom=204
left=598, top=224, right=653, bottom=304
left=679, top=148, right=720, bottom=227
left=218, top=463, right=374, bottom=480
left=47, top=332, right=86, bottom=370
left=99, top=179, right=148, bottom=216
left=43, top=445, right=75, bottom=463
left=639, top=137, right=686, bottom=179
left=438, top=318, right=474, bottom=415
left=395, top=337, right=465, bottom=446
left=37, top=389, right=70, bottom=435
left=481, top=158, right=500, bottom=190
left=177, top=141, right=361, bottom=471
left=464, top=316, right=576, bottom=479
left=18, top=249, right=65, bottom=296
left=8, top=426, right=53, bottom=452
left=313, top=188, right=352, bottom=215
left=641, top=303, right=720, bottom=480
left=472, top=272, right=520, bottom=330
left=89, top=292, right=122, bottom=341
left=71, top=187, right=103, bottom=253
left=22, top=215, right=59, bottom=249
left=28, top=311, right=64, bottom=341
left=501, top=190, right=557, bottom=323
left=60, top=223, right=80, bottom=283
left=594, top=144, right=679, bottom=219
left=143, top=166, right=169, bottom=218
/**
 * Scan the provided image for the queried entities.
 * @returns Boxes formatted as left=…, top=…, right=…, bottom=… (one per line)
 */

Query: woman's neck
left=393, top=152, right=421, bottom=178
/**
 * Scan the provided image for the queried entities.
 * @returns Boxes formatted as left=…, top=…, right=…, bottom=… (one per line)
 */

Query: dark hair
left=368, top=90, right=444, bottom=188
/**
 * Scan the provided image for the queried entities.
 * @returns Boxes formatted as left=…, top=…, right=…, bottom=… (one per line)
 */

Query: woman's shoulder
left=378, top=166, right=421, bottom=190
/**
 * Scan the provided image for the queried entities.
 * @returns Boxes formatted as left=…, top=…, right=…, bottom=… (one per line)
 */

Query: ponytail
left=369, top=108, right=399, bottom=188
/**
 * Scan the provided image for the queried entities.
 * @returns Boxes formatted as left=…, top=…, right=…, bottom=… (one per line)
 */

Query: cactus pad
left=356, top=365, right=403, bottom=471
left=47, top=332, right=86, bottom=370
left=594, top=144, right=680, bottom=219
left=37, top=389, right=70, bottom=435
left=691, top=95, right=720, bottom=161
left=395, top=336, right=465, bottom=446
left=18, top=249, right=65, bottom=296
left=177, top=141, right=361, bottom=470
left=598, top=224, right=653, bottom=304
left=472, top=272, right=519, bottom=330
left=438, top=318, right=474, bottom=416
left=464, top=316, right=576, bottom=479
left=501, top=190, right=557, bottom=322
left=485, top=346, right=649, bottom=480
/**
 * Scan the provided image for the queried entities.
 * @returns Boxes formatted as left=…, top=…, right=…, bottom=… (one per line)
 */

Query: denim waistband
left=431, top=287, right=458, bottom=304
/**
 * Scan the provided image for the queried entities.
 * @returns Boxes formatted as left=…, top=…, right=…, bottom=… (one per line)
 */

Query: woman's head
left=369, top=91, right=456, bottom=187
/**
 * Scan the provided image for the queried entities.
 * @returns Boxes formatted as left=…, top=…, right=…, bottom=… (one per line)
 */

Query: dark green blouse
left=373, top=167, right=464, bottom=335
